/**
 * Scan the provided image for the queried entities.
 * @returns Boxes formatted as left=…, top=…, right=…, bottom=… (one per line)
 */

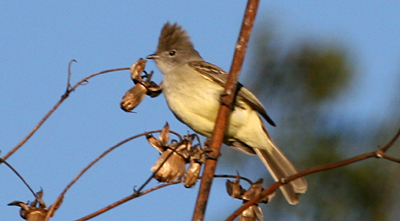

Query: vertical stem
left=192, top=0, right=260, bottom=220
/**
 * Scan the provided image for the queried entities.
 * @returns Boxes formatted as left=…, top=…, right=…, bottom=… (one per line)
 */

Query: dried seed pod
left=226, top=178, right=245, bottom=199
left=184, top=159, right=201, bottom=188
left=120, top=84, right=147, bottom=112
left=239, top=205, right=264, bottom=221
left=9, top=201, right=48, bottom=221
left=146, top=134, right=164, bottom=153
left=188, top=144, right=205, bottom=164
left=130, top=58, right=147, bottom=83
left=242, top=179, right=275, bottom=204
left=8, top=189, right=50, bottom=221
left=159, top=122, right=170, bottom=147
left=151, top=148, right=186, bottom=182
left=146, top=81, right=162, bottom=97
left=242, top=179, right=264, bottom=201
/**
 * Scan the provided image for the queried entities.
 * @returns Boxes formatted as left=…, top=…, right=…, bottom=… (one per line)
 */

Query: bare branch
left=45, top=129, right=181, bottom=220
left=66, top=59, right=77, bottom=93
left=76, top=181, right=181, bottom=221
left=0, top=158, right=37, bottom=199
left=380, top=125, right=400, bottom=152
left=74, top=173, right=255, bottom=220
left=381, top=153, right=400, bottom=163
left=226, top=125, right=400, bottom=220
left=214, top=174, right=253, bottom=186
left=1, top=67, right=129, bottom=163
left=193, top=0, right=260, bottom=220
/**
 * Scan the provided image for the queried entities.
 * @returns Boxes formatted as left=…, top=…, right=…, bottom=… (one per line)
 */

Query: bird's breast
left=162, top=67, right=222, bottom=137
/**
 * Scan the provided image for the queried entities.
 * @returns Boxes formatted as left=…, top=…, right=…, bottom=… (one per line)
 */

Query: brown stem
left=192, top=0, right=260, bottom=220
left=380, top=126, right=400, bottom=152
left=77, top=172, right=257, bottom=220
left=75, top=181, right=181, bottom=221
left=1, top=67, right=130, bottom=163
left=226, top=125, right=400, bottom=220
left=381, top=153, right=400, bottom=163
left=213, top=174, right=253, bottom=185
left=0, top=158, right=38, bottom=199
left=45, top=129, right=173, bottom=220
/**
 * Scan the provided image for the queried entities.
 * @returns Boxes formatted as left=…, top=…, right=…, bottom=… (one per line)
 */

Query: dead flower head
left=182, top=135, right=204, bottom=188
left=184, top=158, right=201, bottom=188
left=226, top=174, right=245, bottom=199
left=148, top=123, right=185, bottom=182
left=8, top=189, right=52, bottom=221
left=239, top=205, right=264, bottom=221
left=121, top=58, right=162, bottom=112
left=146, top=123, right=170, bottom=153
left=151, top=143, right=187, bottom=182
left=120, top=84, right=147, bottom=112
left=130, top=58, right=147, bottom=83
left=226, top=178, right=275, bottom=221
left=147, top=125, right=205, bottom=185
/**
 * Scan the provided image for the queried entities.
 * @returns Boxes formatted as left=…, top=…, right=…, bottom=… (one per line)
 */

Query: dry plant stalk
left=226, top=176, right=275, bottom=221
left=193, top=0, right=261, bottom=220
left=1, top=65, right=130, bottom=163
left=226, top=126, right=400, bottom=220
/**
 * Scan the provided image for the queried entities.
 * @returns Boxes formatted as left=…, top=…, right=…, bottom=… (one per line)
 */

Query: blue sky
left=1, top=1, right=399, bottom=220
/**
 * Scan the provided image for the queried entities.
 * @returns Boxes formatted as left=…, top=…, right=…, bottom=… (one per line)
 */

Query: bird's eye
left=169, top=50, right=176, bottom=56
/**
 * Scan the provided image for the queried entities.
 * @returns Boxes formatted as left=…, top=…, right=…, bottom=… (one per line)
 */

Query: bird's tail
left=254, top=140, right=307, bottom=205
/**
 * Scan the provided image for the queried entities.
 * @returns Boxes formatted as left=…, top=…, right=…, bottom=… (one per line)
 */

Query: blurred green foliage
left=220, top=24, right=399, bottom=221
left=288, top=44, right=352, bottom=101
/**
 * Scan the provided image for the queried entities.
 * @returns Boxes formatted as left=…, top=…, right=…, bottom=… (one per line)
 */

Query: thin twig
left=192, top=0, right=260, bottom=220
left=380, top=126, right=400, bottom=152
left=66, top=59, right=77, bottom=93
left=381, top=153, right=400, bottom=163
left=75, top=173, right=254, bottom=220
left=227, top=152, right=376, bottom=220
left=75, top=181, right=181, bottom=221
left=0, top=158, right=38, bottom=199
left=45, top=129, right=177, bottom=220
left=1, top=67, right=130, bottom=163
left=213, top=174, right=253, bottom=185
left=226, top=126, right=400, bottom=220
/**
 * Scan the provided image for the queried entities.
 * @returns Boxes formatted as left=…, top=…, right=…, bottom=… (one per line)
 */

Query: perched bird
left=147, top=22, right=307, bottom=204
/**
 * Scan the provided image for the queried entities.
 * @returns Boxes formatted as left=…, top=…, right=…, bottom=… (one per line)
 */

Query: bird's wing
left=188, top=61, right=276, bottom=127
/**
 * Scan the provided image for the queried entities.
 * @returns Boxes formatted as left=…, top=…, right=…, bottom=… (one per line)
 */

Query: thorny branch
left=1, top=64, right=130, bottom=163
left=226, top=126, right=400, bottom=221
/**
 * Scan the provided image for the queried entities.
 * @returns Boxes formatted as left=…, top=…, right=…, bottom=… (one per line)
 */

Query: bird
left=146, top=22, right=307, bottom=204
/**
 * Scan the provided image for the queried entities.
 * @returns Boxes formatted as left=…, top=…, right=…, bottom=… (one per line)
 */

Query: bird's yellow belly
left=163, top=71, right=223, bottom=137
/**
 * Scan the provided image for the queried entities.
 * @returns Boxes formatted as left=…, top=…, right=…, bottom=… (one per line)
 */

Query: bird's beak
left=146, top=53, right=159, bottom=60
